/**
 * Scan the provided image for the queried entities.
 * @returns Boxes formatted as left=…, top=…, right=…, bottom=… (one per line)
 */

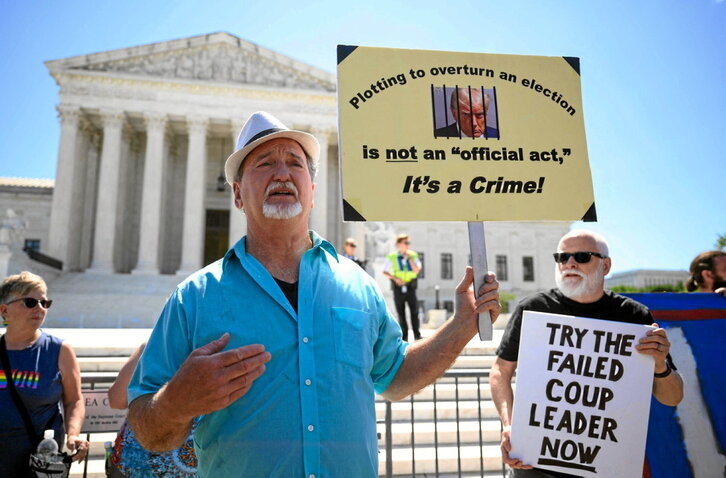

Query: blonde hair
left=0, top=271, right=47, bottom=305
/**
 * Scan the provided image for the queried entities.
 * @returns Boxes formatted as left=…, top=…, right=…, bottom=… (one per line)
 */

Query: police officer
left=383, top=234, right=422, bottom=341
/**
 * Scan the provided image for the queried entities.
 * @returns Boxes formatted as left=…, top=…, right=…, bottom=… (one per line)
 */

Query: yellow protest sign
left=337, top=45, right=596, bottom=222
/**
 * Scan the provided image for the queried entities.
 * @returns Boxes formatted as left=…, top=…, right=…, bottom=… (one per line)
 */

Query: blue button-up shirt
left=129, top=232, right=408, bottom=477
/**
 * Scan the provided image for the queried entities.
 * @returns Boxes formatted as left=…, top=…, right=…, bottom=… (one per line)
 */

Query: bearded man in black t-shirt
left=490, top=230, right=684, bottom=478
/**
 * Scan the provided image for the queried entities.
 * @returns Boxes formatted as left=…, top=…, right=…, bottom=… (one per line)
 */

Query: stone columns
left=47, top=105, right=80, bottom=267
left=308, top=128, right=329, bottom=236
left=88, top=109, right=125, bottom=273
left=132, top=113, right=167, bottom=274
left=228, top=120, right=246, bottom=246
left=78, top=124, right=101, bottom=271
left=177, top=116, right=208, bottom=275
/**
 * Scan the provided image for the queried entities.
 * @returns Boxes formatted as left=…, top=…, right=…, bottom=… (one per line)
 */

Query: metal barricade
left=379, top=369, right=506, bottom=478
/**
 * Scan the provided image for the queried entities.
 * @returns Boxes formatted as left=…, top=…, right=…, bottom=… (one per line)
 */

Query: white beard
left=263, top=201, right=303, bottom=219
left=555, top=266, right=604, bottom=301
left=262, top=181, right=303, bottom=219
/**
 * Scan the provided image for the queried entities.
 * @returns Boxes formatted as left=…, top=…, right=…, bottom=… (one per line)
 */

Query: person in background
left=342, top=237, right=365, bottom=269
left=686, top=250, right=726, bottom=296
left=490, top=230, right=684, bottom=477
left=383, top=233, right=423, bottom=341
left=106, top=342, right=197, bottom=477
left=0, top=271, right=88, bottom=477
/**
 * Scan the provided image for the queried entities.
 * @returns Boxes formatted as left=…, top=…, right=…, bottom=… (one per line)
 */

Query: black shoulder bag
left=0, top=335, right=72, bottom=477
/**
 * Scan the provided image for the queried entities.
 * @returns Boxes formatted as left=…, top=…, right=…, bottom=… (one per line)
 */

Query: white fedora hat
left=225, top=111, right=320, bottom=185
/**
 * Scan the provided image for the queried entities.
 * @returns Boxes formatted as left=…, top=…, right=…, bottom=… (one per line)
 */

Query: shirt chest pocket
left=332, top=307, right=376, bottom=370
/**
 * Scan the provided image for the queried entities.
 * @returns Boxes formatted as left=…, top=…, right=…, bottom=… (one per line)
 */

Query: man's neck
left=245, top=219, right=312, bottom=283
left=559, top=287, right=605, bottom=304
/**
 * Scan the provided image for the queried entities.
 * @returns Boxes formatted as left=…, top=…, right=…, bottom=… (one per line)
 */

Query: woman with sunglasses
left=0, top=271, right=89, bottom=476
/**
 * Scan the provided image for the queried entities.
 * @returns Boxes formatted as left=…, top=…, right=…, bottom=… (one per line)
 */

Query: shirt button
left=305, top=379, right=312, bottom=386
left=309, top=475, right=315, bottom=478
left=302, top=337, right=309, bottom=343
left=307, top=425, right=314, bottom=432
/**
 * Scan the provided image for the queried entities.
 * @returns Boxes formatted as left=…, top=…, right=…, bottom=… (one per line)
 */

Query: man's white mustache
left=560, top=269, right=586, bottom=278
left=265, top=181, right=298, bottom=199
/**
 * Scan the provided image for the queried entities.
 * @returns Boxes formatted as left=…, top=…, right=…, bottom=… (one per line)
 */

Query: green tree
left=611, top=282, right=685, bottom=293
left=499, top=292, right=516, bottom=314
left=716, top=233, right=726, bottom=251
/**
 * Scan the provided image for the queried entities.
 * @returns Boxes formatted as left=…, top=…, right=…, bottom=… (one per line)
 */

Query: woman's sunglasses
left=552, top=251, right=607, bottom=264
left=5, top=297, right=53, bottom=309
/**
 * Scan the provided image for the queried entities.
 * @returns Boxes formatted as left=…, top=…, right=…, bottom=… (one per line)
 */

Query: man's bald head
left=557, top=230, right=610, bottom=257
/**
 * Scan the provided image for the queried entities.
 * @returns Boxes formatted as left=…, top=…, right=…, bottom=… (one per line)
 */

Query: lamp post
left=216, top=137, right=226, bottom=192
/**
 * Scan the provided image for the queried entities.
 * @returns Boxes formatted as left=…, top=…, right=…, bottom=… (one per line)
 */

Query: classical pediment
left=46, top=32, right=335, bottom=93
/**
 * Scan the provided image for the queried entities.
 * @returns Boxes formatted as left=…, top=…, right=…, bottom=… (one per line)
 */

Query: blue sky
left=1, top=0, right=723, bottom=275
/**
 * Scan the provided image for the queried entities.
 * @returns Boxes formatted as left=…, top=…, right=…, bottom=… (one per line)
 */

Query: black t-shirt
left=274, top=278, right=299, bottom=314
left=497, top=289, right=673, bottom=478
left=497, top=288, right=655, bottom=362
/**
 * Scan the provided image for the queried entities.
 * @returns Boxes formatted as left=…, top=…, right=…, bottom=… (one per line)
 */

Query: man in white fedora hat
left=128, top=111, right=502, bottom=477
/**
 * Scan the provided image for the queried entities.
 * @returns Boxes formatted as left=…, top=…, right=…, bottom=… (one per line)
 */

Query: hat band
left=244, top=127, right=286, bottom=147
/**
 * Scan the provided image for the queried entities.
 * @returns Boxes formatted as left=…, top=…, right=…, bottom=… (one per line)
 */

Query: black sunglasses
left=6, top=297, right=53, bottom=309
left=553, top=251, right=607, bottom=264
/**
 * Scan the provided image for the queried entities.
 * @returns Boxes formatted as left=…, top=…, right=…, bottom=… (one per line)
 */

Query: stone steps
left=43, top=273, right=181, bottom=328
left=380, top=419, right=502, bottom=446
left=379, top=444, right=504, bottom=476
left=377, top=399, right=500, bottom=422
left=388, top=382, right=495, bottom=402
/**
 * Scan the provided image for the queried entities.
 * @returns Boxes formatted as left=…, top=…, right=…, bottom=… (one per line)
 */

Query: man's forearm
left=652, top=370, right=684, bottom=406
left=382, top=314, right=475, bottom=401
left=128, top=390, right=193, bottom=452
left=490, top=370, right=514, bottom=427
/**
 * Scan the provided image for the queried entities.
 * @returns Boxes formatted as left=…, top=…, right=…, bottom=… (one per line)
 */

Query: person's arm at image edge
left=108, top=343, right=146, bottom=410
left=59, top=342, right=88, bottom=461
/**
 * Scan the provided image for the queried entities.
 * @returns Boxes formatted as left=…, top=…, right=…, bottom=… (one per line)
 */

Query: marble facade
left=44, top=32, right=341, bottom=275
left=0, top=33, right=577, bottom=326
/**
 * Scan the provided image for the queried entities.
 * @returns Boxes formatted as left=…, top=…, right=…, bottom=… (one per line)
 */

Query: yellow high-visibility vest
left=386, top=250, right=419, bottom=283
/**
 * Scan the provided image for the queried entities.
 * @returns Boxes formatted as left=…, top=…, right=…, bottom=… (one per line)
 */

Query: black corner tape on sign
left=337, top=45, right=358, bottom=65
left=343, top=199, right=366, bottom=221
left=563, top=56, right=581, bottom=76
left=582, top=202, right=598, bottom=222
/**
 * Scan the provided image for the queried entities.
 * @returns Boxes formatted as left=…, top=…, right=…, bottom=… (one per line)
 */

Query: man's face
left=233, top=138, right=314, bottom=223
left=708, top=256, right=726, bottom=291
left=452, top=93, right=486, bottom=138
left=397, top=239, right=409, bottom=254
left=554, top=235, right=610, bottom=303
left=344, top=242, right=356, bottom=256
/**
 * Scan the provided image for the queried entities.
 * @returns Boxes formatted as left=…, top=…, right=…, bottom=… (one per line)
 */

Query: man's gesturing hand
left=159, top=333, right=271, bottom=422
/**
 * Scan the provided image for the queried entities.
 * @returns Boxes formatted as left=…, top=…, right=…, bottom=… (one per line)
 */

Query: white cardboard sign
left=510, top=311, right=654, bottom=478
